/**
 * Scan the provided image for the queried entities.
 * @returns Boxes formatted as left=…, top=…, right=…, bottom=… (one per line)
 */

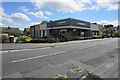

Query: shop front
left=48, top=28, right=90, bottom=41
left=47, top=18, right=91, bottom=40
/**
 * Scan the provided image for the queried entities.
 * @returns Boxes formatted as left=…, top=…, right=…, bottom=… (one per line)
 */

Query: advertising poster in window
left=81, top=32, right=84, bottom=37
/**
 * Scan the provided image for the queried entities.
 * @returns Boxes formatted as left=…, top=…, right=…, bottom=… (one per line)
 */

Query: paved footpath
left=1, top=38, right=106, bottom=51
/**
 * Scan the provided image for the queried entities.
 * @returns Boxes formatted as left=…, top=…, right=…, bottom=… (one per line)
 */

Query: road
left=2, top=38, right=118, bottom=79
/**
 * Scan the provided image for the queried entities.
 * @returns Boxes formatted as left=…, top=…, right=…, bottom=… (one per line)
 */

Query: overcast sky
left=0, top=0, right=119, bottom=30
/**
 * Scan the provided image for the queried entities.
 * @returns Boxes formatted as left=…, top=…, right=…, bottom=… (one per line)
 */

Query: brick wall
left=35, top=25, right=40, bottom=38
left=30, top=26, right=33, bottom=38
left=99, top=25, right=103, bottom=36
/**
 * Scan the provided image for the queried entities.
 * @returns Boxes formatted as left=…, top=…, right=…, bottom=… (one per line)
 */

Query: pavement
left=1, top=38, right=119, bottom=79
left=1, top=38, right=105, bottom=51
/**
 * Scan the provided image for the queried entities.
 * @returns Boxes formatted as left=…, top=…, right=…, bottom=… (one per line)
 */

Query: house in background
left=0, top=26, right=21, bottom=43
left=0, top=26, right=21, bottom=37
left=23, top=28, right=30, bottom=36
left=103, top=25, right=120, bottom=37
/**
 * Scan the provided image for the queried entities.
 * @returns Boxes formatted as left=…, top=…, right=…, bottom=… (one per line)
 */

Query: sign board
left=47, top=19, right=90, bottom=28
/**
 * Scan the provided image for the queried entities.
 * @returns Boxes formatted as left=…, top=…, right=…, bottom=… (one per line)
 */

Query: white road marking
left=1, top=47, right=52, bottom=54
left=12, top=51, right=67, bottom=63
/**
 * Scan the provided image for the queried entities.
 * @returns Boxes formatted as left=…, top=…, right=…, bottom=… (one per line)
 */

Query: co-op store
left=30, top=18, right=103, bottom=40
left=47, top=18, right=101, bottom=40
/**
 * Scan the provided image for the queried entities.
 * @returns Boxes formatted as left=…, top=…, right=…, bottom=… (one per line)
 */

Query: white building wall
left=90, top=23, right=99, bottom=31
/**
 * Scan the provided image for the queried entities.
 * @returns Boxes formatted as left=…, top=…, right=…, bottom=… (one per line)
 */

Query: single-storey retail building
left=47, top=18, right=91, bottom=40
left=30, top=18, right=103, bottom=40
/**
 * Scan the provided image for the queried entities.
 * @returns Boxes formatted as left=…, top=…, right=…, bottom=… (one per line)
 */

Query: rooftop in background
left=24, top=28, right=30, bottom=31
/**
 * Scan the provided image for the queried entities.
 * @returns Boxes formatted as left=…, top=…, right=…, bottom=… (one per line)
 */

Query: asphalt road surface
left=2, top=38, right=118, bottom=79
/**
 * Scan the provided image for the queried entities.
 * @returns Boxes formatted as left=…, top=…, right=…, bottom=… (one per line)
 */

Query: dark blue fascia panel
left=47, top=19, right=90, bottom=28
left=70, top=19, right=90, bottom=28
left=47, top=20, right=70, bottom=28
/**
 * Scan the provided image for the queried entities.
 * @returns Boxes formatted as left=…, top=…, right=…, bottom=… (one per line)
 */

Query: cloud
left=0, top=23, right=4, bottom=26
left=81, top=0, right=91, bottom=4
left=89, top=0, right=119, bottom=11
left=31, top=0, right=119, bottom=12
left=25, top=22, right=41, bottom=28
left=97, top=20, right=118, bottom=26
left=0, top=7, right=24, bottom=26
left=28, top=11, right=43, bottom=18
left=0, top=17, right=22, bottom=26
left=19, top=6, right=29, bottom=12
left=0, top=7, right=10, bottom=17
left=11, top=13, right=31, bottom=21
left=29, top=22, right=41, bottom=26
left=28, top=11, right=49, bottom=19
left=44, top=11, right=53, bottom=16
left=31, top=0, right=89, bottom=13
left=19, top=6, right=49, bottom=19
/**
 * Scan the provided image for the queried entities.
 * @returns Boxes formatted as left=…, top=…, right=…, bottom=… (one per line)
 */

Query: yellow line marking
left=54, top=74, right=67, bottom=80
left=70, top=67, right=84, bottom=74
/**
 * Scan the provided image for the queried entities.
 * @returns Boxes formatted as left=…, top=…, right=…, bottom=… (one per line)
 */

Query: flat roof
left=50, top=18, right=90, bottom=23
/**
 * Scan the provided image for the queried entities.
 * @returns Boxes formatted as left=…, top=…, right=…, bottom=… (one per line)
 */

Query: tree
left=41, top=21, right=48, bottom=24
left=0, top=35, right=10, bottom=43
left=104, top=25, right=113, bottom=28
left=26, top=31, right=30, bottom=35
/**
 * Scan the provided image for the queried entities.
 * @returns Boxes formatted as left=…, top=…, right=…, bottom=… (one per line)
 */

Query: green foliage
left=9, top=32, right=20, bottom=37
left=41, top=20, right=48, bottom=24
left=104, top=25, right=113, bottom=28
left=0, top=35, right=10, bottom=43
left=93, top=35, right=99, bottom=38
left=113, top=32, right=118, bottom=35
left=30, top=38, right=47, bottom=43
left=47, top=38, right=56, bottom=43
left=93, top=35, right=102, bottom=38
left=16, top=36, right=23, bottom=43
left=26, top=31, right=30, bottom=35
left=59, top=39, right=64, bottom=42
left=16, top=36, right=33, bottom=43
left=23, top=36, right=33, bottom=42
left=113, top=32, right=118, bottom=37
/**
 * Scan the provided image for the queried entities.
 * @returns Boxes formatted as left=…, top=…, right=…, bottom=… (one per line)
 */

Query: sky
left=0, top=0, right=119, bottom=30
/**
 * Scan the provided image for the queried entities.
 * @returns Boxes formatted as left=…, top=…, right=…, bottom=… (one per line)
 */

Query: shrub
left=16, top=36, right=32, bottom=43
left=0, top=35, right=10, bottom=43
left=47, top=38, right=56, bottom=43
left=59, top=39, right=64, bottom=42
left=30, top=38, right=47, bottom=43
left=93, top=35, right=99, bottom=38
left=113, top=32, right=118, bottom=37
left=16, top=36, right=23, bottom=43
left=23, top=36, right=33, bottom=42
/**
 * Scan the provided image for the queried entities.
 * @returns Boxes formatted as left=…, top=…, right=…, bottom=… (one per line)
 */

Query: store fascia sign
left=58, top=21, right=70, bottom=24
left=77, top=22, right=87, bottom=26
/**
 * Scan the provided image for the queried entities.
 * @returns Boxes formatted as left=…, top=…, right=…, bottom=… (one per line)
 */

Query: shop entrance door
left=59, top=29, right=67, bottom=40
